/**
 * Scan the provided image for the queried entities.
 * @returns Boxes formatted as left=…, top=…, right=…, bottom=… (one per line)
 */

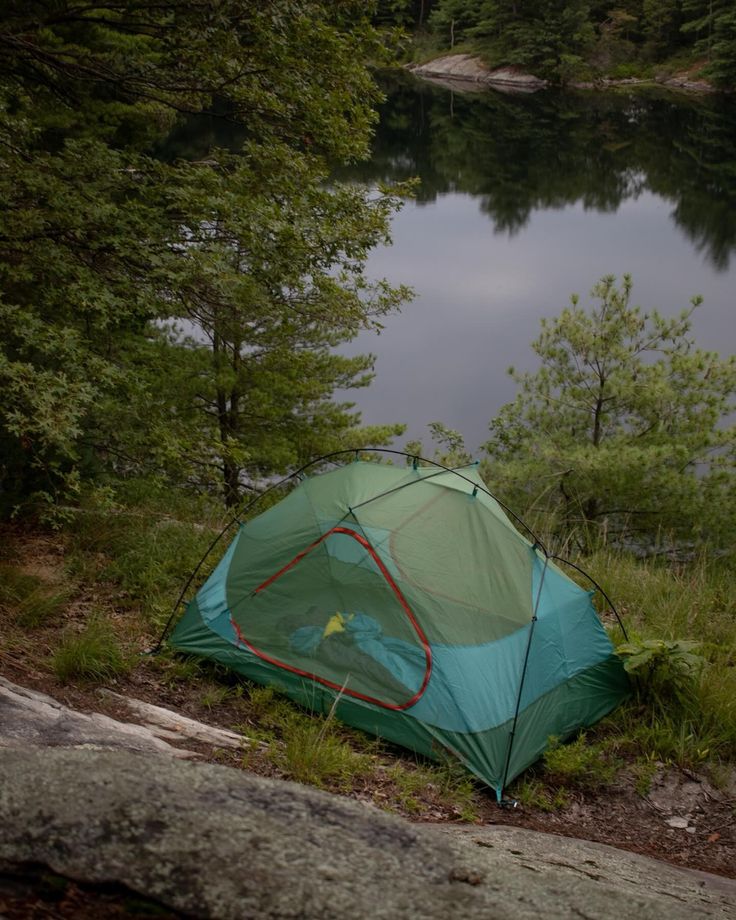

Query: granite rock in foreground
left=1, top=747, right=734, bottom=919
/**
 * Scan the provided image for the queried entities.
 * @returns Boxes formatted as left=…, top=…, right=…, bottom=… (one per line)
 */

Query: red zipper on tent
left=229, top=526, right=432, bottom=712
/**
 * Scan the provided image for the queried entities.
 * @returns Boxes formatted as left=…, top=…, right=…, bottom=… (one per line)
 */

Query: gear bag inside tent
left=166, top=454, right=630, bottom=799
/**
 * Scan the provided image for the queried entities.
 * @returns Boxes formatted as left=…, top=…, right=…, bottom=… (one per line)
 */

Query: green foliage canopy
left=144, top=152, right=410, bottom=504
left=0, top=1, right=409, bottom=511
left=471, top=0, right=595, bottom=82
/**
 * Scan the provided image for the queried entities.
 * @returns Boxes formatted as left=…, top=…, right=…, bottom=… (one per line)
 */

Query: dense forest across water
left=373, top=0, right=736, bottom=86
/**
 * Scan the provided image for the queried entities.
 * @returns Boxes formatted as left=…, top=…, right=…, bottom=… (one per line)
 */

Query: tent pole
left=499, top=550, right=550, bottom=801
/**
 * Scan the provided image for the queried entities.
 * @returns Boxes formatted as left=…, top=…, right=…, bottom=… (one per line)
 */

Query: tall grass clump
left=542, top=733, right=622, bottom=790
left=0, top=566, right=39, bottom=609
left=582, top=548, right=735, bottom=645
left=52, top=616, right=130, bottom=683
left=235, top=684, right=371, bottom=788
left=274, top=717, right=371, bottom=789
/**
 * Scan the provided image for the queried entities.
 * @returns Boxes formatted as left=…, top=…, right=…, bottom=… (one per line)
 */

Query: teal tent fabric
left=169, top=460, right=629, bottom=795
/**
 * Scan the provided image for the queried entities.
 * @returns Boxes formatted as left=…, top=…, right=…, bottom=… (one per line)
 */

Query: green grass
left=230, top=682, right=480, bottom=815
left=631, top=755, right=659, bottom=797
left=542, top=733, right=622, bottom=790
left=0, top=564, right=68, bottom=627
left=385, top=757, right=479, bottom=821
left=582, top=548, right=736, bottom=765
left=15, top=584, right=69, bottom=628
left=65, top=479, right=226, bottom=630
left=152, top=652, right=204, bottom=688
left=583, top=549, right=735, bottom=644
left=52, top=616, right=130, bottom=683
left=510, top=775, right=571, bottom=812
left=245, top=685, right=304, bottom=736
left=200, top=682, right=242, bottom=710
left=273, top=717, right=372, bottom=789
left=243, top=686, right=373, bottom=789
left=0, top=566, right=39, bottom=607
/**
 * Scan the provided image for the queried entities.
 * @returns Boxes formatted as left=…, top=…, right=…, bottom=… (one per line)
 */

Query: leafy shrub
left=617, top=638, right=706, bottom=710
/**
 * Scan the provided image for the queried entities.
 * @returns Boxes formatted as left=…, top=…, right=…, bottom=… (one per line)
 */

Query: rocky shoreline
left=407, top=53, right=717, bottom=95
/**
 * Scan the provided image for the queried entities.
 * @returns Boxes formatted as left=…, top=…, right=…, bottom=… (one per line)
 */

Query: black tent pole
left=498, top=550, right=550, bottom=803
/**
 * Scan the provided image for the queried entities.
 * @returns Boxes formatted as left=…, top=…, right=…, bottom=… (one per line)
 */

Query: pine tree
left=483, top=275, right=736, bottom=549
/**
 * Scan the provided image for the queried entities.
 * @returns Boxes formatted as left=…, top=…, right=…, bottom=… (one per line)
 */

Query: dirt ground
left=1, top=523, right=734, bottom=909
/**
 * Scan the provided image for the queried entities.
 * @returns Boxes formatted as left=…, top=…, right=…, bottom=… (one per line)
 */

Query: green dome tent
left=167, top=455, right=629, bottom=798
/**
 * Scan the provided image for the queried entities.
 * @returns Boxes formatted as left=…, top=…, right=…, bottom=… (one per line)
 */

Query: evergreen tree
left=642, top=0, right=684, bottom=57
left=483, top=276, right=736, bottom=549
left=472, top=0, right=595, bottom=82
left=151, top=152, right=410, bottom=505
left=430, top=0, right=483, bottom=48
left=707, top=8, right=736, bottom=86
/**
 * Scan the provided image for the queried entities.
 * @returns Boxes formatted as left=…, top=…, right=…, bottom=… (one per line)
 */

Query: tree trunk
left=214, top=331, right=242, bottom=509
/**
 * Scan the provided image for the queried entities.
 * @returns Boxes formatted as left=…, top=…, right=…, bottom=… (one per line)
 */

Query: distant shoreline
left=407, top=53, right=719, bottom=96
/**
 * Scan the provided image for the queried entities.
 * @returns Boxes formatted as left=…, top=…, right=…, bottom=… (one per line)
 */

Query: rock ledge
left=1, top=746, right=734, bottom=919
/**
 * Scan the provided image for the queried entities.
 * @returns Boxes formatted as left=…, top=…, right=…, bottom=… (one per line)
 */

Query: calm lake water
left=337, top=73, right=736, bottom=454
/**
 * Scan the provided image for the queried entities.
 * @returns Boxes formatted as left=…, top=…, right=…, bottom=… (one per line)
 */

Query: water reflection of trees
left=342, top=73, right=736, bottom=270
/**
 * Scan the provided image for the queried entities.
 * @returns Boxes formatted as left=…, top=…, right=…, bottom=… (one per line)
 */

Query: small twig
left=642, top=796, right=665, bottom=814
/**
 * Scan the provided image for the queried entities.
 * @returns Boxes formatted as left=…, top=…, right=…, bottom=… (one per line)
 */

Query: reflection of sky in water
left=340, top=190, right=735, bottom=454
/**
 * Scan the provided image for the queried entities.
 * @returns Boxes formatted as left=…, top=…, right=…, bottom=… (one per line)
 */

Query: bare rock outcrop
left=408, top=55, right=548, bottom=92
left=0, top=676, right=251, bottom=757
left=408, top=53, right=718, bottom=95
left=1, top=746, right=734, bottom=919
